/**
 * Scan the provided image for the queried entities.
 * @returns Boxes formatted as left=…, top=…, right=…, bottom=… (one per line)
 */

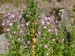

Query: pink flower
left=7, top=12, right=11, bottom=15
left=5, top=42, right=9, bottom=50
left=21, top=24, right=24, bottom=27
left=46, top=22, right=50, bottom=25
left=19, top=16, right=21, bottom=19
left=24, top=46, right=27, bottom=48
left=48, top=29, right=51, bottom=32
left=14, top=20, right=17, bottom=22
left=38, top=31, right=41, bottom=34
left=6, top=45, right=9, bottom=49
left=7, top=42, right=9, bottom=46
left=56, top=20, right=59, bottom=23
left=26, top=22, right=29, bottom=26
left=9, top=23, right=12, bottom=26
left=27, top=32, right=30, bottom=35
left=7, top=20, right=10, bottom=24
left=56, top=32, right=58, bottom=35
left=41, top=21, right=45, bottom=25
left=2, top=23, right=4, bottom=26
left=21, top=12, right=23, bottom=14
left=10, top=14, right=15, bottom=18
left=52, top=26, right=55, bottom=29
left=44, top=17, right=48, bottom=20
left=15, top=18, right=18, bottom=21
left=47, top=17, right=51, bottom=20
left=7, top=28, right=10, bottom=31
left=17, top=25, right=20, bottom=28
left=58, top=23, right=61, bottom=27
left=27, top=41, right=31, bottom=44
left=44, top=26, right=47, bottom=29
left=55, top=28, right=58, bottom=32
left=44, top=45, right=48, bottom=48
left=20, top=30, right=23, bottom=33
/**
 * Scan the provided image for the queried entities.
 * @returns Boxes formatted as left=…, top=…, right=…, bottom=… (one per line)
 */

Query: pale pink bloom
left=20, top=30, right=23, bottom=33
left=27, top=41, right=31, bottom=44
left=47, top=17, right=51, bottom=20
left=56, top=20, right=59, bottom=23
left=55, top=28, right=58, bottom=32
left=17, top=25, right=20, bottom=28
left=6, top=42, right=9, bottom=46
left=6, top=46, right=9, bottom=49
left=7, top=29, right=10, bottom=31
left=26, top=22, right=29, bottom=26
left=44, top=26, right=47, bottom=29
left=38, top=31, right=41, bottom=34
left=10, top=14, right=15, bottom=18
left=24, top=45, right=27, bottom=48
left=52, top=26, right=55, bottom=29
left=41, top=20, right=45, bottom=25
left=6, top=42, right=9, bottom=49
left=56, top=32, right=58, bottom=35
left=46, top=22, right=50, bottom=25
left=15, top=18, right=18, bottom=21
left=14, top=20, right=17, bottom=22
left=44, top=45, right=48, bottom=48
left=7, top=20, right=10, bottom=24
left=58, top=23, right=61, bottom=27
left=44, top=17, right=48, bottom=20
left=7, top=12, right=11, bottom=15
left=27, top=32, right=30, bottom=35
left=9, top=23, right=12, bottom=26
left=48, top=29, right=51, bottom=32
left=19, top=16, right=21, bottom=19
left=21, top=12, right=23, bottom=14
left=21, top=24, right=24, bottom=27
left=2, top=23, right=4, bottom=26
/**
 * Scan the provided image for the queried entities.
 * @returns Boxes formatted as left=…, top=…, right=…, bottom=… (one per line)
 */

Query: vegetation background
left=0, top=0, right=75, bottom=56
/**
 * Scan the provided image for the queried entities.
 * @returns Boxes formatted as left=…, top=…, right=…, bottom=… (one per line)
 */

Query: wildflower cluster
left=1, top=0, right=75, bottom=56
left=39, top=15, right=61, bottom=35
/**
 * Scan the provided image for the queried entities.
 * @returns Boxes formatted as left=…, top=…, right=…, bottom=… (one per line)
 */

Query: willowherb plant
left=2, top=0, right=75, bottom=56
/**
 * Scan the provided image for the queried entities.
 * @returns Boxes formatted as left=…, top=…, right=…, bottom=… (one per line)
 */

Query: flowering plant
left=1, top=0, right=75, bottom=56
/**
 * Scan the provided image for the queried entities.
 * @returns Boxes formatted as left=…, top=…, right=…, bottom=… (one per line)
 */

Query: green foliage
left=1, top=0, right=75, bottom=56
